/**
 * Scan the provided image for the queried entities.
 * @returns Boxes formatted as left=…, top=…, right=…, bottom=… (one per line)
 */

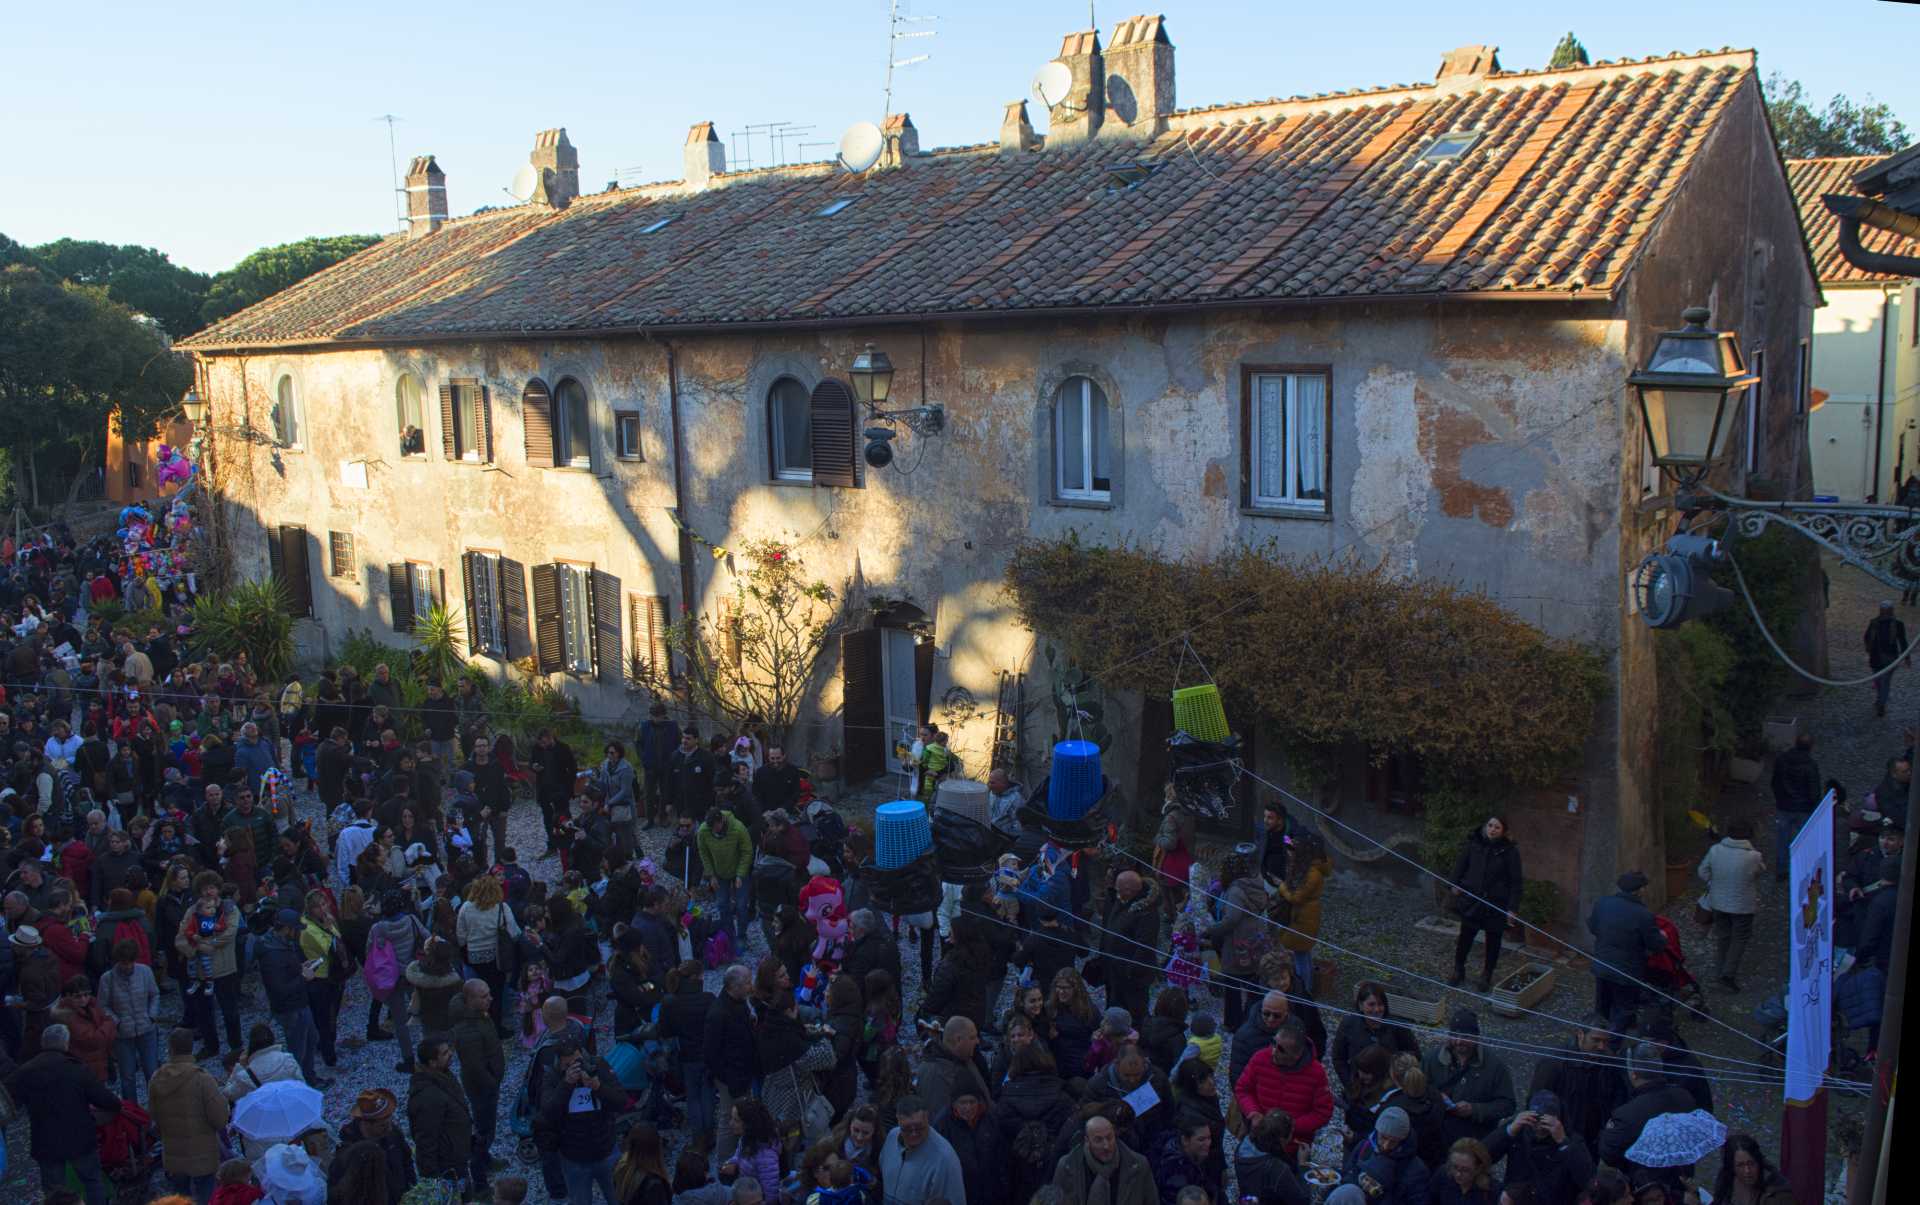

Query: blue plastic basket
left=1048, top=740, right=1104, bottom=820
left=874, top=800, right=933, bottom=869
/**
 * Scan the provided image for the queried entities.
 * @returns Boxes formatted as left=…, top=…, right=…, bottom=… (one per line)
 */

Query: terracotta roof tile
left=184, top=49, right=1765, bottom=350
left=1788, top=156, right=1918, bottom=284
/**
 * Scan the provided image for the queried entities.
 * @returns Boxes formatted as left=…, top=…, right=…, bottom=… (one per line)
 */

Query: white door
left=882, top=628, right=920, bottom=778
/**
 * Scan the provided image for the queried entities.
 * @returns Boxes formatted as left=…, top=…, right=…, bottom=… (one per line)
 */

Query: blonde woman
left=455, top=873, right=520, bottom=1032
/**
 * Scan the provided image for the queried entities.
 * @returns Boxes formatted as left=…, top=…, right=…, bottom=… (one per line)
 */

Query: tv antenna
left=506, top=162, right=540, bottom=203
left=837, top=122, right=885, bottom=174
left=373, top=114, right=404, bottom=231
left=883, top=0, right=938, bottom=117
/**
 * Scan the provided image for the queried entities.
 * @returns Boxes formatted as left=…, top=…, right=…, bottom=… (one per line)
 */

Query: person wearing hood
left=1234, top=1110, right=1309, bottom=1205
left=1696, top=819, right=1765, bottom=991
left=935, top=1087, right=1006, bottom=1205
left=1446, top=817, right=1521, bottom=992
left=1420, top=1010, right=1515, bottom=1149
left=149, top=1026, right=233, bottom=1200
left=1087, top=1041, right=1176, bottom=1154
left=1585, top=872, right=1666, bottom=1030
left=1485, top=1091, right=1596, bottom=1205
left=1050, top=1112, right=1154, bottom=1205
left=407, top=1037, right=474, bottom=1188
left=1342, top=1106, right=1431, bottom=1205
left=993, top=1041, right=1075, bottom=1200
left=1096, top=870, right=1160, bottom=1022
left=1234, top=1020, right=1334, bottom=1162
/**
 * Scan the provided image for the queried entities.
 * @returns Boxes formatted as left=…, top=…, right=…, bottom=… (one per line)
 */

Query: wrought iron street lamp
left=848, top=343, right=894, bottom=407
left=1629, top=306, right=1756, bottom=480
left=848, top=342, right=944, bottom=469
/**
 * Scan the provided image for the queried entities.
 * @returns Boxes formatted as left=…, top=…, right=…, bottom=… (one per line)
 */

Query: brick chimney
left=530, top=128, right=579, bottom=209
left=684, top=122, right=726, bottom=188
left=1000, top=101, right=1039, bottom=153
left=1046, top=30, right=1104, bottom=147
left=404, top=155, right=447, bottom=238
left=1434, top=44, right=1501, bottom=91
left=880, top=113, right=920, bottom=168
left=1101, top=14, right=1174, bottom=140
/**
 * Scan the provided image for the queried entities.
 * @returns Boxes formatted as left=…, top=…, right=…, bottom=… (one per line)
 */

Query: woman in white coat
left=1697, top=819, right=1766, bottom=990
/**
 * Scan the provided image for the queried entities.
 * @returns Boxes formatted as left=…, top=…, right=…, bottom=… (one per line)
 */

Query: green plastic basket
left=1171, top=684, right=1230, bottom=743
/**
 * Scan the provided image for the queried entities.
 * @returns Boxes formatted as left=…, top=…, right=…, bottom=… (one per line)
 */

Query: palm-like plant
left=411, top=602, right=466, bottom=686
left=189, top=578, right=295, bottom=682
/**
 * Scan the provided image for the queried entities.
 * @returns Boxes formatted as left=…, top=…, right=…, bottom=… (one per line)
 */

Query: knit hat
left=1448, top=1008, right=1480, bottom=1037
left=273, top=908, right=301, bottom=930
left=1375, top=1106, right=1412, bottom=1140
left=1102, top=1007, right=1133, bottom=1036
left=1617, top=870, right=1650, bottom=894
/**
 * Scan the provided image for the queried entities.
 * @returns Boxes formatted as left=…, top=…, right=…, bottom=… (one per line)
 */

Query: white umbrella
left=231, top=1080, right=325, bottom=1143
left=1625, top=1109, right=1728, bottom=1168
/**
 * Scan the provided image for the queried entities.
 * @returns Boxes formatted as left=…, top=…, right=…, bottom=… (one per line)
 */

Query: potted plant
left=810, top=745, right=842, bottom=783
left=1515, top=880, right=1562, bottom=949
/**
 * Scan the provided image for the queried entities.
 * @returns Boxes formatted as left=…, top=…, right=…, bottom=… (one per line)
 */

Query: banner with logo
left=1785, top=789, right=1835, bottom=1102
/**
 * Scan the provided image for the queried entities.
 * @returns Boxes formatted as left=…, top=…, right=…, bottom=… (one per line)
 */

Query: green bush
left=1706, top=526, right=1809, bottom=741
left=189, top=579, right=294, bottom=683
left=1517, top=879, right=1563, bottom=928
left=1420, top=781, right=1492, bottom=875
left=1655, top=621, right=1737, bottom=849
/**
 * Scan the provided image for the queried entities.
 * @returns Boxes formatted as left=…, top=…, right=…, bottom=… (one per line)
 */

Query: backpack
left=703, top=928, right=734, bottom=970
left=362, top=927, right=401, bottom=999
left=86, top=927, right=117, bottom=977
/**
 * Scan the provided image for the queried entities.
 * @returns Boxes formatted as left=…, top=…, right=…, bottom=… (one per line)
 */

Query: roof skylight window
left=1420, top=130, right=1482, bottom=163
left=639, top=217, right=675, bottom=233
left=818, top=198, right=859, bottom=217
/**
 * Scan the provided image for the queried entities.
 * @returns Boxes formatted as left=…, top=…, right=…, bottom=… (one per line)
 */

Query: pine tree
left=1549, top=33, right=1589, bottom=69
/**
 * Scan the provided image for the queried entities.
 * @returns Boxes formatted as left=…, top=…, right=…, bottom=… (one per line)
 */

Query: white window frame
left=614, top=411, right=643, bottom=461
left=1053, top=376, right=1112, bottom=502
left=1745, top=348, right=1765, bottom=477
left=554, top=377, right=592, bottom=469
left=272, top=372, right=304, bottom=448
left=468, top=551, right=507, bottom=656
left=406, top=562, right=436, bottom=623
left=769, top=377, right=812, bottom=482
left=556, top=562, right=594, bottom=675
left=454, top=383, right=485, bottom=463
left=1247, top=371, right=1330, bottom=513
left=396, top=373, right=426, bottom=458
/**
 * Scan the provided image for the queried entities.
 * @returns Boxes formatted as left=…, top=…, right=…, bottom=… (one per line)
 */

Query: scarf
left=1081, top=1144, right=1121, bottom=1205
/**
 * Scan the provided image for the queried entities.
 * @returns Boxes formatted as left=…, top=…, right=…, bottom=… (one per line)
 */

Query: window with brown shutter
left=808, top=379, right=860, bottom=488
left=439, top=383, right=457, bottom=460
left=840, top=628, right=885, bottom=781
left=589, top=568, right=622, bottom=684
left=628, top=594, right=670, bottom=681
left=523, top=379, right=554, bottom=467
left=501, top=558, right=530, bottom=660
left=531, top=562, right=564, bottom=674
left=277, top=526, right=312, bottom=617
left=328, top=532, right=356, bottom=580
left=388, top=563, right=414, bottom=633
left=446, top=379, right=492, bottom=463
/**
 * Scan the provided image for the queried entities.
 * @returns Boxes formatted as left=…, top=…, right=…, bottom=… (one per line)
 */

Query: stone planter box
left=1728, top=756, right=1763, bottom=783
left=1763, top=716, right=1798, bottom=753
left=1489, top=961, right=1557, bottom=1018
left=1385, top=990, right=1445, bottom=1027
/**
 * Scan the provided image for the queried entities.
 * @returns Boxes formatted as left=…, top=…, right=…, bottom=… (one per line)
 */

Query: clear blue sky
left=4, top=0, right=1914, bottom=274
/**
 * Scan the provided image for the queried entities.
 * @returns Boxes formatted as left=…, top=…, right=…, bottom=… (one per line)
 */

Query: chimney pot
left=880, top=112, right=920, bottom=168
left=1000, top=101, right=1039, bottom=153
left=1101, top=14, right=1174, bottom=140
left=1435, top=45, right=1501, bottom=83
left=529, top=128, right=579, bottom=209
left=405, top=154, right=447, bottom=238
left=1046, top=29, right=1104, bottom=147
left=684, top=122, right=725, bottom=189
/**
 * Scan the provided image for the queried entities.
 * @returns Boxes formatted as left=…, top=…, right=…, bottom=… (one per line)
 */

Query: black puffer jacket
left=993, top=1070, right=1075, bottom=1204
left=607, top=956, right=661, bottom=1035
left=658, top=982, right=716, bottom=1054
left=703, top=992, right=759, bottom=1093
left=1449, top=828, right=1522, bottom=926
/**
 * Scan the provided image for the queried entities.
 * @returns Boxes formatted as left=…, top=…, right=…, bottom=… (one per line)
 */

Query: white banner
left=1785, top=790, right=1835, bottom=1102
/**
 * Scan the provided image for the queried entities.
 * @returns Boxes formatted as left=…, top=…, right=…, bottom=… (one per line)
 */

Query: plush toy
left=811, top=902, right=849, bottom=964
left=156, top=445, right=195, bottom=487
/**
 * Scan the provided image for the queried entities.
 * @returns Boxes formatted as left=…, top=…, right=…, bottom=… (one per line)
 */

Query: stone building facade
left=181, top=26, right=1819, bottom=920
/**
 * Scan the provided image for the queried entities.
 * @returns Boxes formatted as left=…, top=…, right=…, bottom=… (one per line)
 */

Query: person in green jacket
left=697, top=808, right=752, bottom=941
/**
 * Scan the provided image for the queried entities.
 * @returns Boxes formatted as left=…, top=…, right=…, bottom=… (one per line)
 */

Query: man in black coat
left=8, top=1021, right=120, bottom=1204
left=1528, top=1018, right=1631, bottom=1151
left=668, top=730, right=715, bottom=822
left=935, top=1087, right=1009, bottom=1205
left=528, top=729, right=578, bottom=853
left=702, top=964, right=760, bottom=1154
left=1769, top=733, right=1823, bottom=882
left=1596, top=1045, right=1698, bottom=1175
left=842, top=909, right=904, bottom=995
left=1485, top=1091, right=1596, bottom=1205
left=1586, top=872, right=1666, bottom=1030
left=1865, top=601, right=1911, bottom=718
left=536, top=1038, right=626, bottom=1196
left=750, top=746, right=802, bottom=826
left=1097, top=871, right=1161, bottom=1023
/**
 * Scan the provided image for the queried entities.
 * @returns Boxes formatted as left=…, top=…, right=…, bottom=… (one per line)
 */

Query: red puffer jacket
left=1234, top=1043, right=1335, bottom=1156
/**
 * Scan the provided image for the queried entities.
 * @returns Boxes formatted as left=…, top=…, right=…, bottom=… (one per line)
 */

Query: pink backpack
left=703, top=928, right=734, bottom=971
left=362, top=928, right=401, bottom=999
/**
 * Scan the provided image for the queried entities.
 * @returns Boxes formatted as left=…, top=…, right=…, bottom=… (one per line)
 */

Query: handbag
left=495, top=910, right=519, bottom=978
left=1692, top=899, right=1715, bottom=928
left=784, top=1064, right=833, bottom=1144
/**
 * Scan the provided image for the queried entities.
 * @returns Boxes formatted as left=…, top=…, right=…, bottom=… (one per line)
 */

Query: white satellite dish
left=1032, top=60, right=1073, bottom=108
left=507, top=163, right=539, bottom=203
left=838, top=122, right=885, bottom=174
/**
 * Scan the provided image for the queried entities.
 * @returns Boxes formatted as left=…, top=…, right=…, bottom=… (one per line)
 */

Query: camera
left=863, top=426, right=896, bottom=468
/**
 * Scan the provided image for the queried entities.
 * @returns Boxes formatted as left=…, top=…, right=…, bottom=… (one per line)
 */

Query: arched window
left=272, top=372, right=304, bottom=448
left=554, top=377, right=591, bottom=468
left=395, top=373, right=425, bottom=457
left=1053, top=375, right=1110, bottom=501
left=768, top=376, right=812, bottom=481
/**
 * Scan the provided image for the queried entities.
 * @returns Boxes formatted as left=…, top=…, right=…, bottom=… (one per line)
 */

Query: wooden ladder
left=991, top=669, right=1022, bottom=772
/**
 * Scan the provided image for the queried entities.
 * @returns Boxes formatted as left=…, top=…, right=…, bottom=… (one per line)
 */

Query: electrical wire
left=1724, top=545, right=1920, bottom=687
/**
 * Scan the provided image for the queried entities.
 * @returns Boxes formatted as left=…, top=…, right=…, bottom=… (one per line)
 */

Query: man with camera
left=535, top=1035, right=627, bottom=1203
left=1484, top=1090, right=1596, bottom=1203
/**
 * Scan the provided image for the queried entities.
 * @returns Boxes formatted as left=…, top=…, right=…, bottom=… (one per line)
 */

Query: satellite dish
left=1032, top=60, right=1073, bottom=108
left=507, top=163, right=539, bottom=203
left=838, top=122, right=885, bottom=174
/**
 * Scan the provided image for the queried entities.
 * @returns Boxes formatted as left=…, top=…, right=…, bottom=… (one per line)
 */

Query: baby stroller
left=1644, top=914, right=1708, bottom=1017
left=96, top=1099, right=158, bottom=1204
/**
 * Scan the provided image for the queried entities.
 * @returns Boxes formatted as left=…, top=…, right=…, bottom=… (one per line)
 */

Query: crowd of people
left=0, top=525, right=1862, bottom=1205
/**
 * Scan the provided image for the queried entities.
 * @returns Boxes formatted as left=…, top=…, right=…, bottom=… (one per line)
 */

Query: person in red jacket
left=1234, top=1019, right=1335, bottom=1160
left=38, top=889, right=92, bottom=983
